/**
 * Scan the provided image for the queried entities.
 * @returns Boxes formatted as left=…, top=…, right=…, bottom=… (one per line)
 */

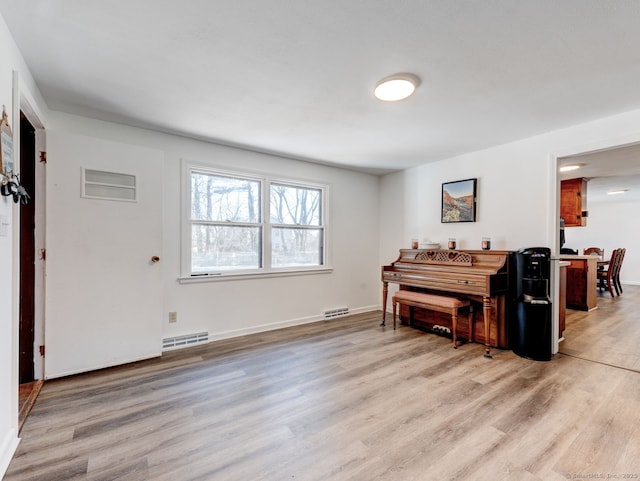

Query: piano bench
left=391, top=291, right=472, bottom=348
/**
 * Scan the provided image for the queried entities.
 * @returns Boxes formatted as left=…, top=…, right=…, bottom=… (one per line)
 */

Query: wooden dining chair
left=613, top=247, right=626, bottom=296
left=597, top=248, right=619, bottom=297
left=583, top=247, right=604, bottom=259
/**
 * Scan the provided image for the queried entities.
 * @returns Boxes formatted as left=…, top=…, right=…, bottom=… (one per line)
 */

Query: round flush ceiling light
left=374, top=73, right=420, bottom=101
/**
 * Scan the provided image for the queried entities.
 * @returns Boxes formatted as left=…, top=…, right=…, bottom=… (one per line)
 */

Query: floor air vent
left=162, top=332, right=209, bottom=351
left=322, top=307, right=349, bottom=320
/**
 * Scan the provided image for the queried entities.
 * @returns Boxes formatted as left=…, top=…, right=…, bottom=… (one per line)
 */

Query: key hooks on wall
left=1, top=172, right=30, bottom=204
left=0, top=104, right=29, bottom=204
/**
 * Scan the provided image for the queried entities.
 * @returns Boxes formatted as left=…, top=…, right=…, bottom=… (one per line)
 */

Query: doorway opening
left=554, top=139, right=640, bottom=371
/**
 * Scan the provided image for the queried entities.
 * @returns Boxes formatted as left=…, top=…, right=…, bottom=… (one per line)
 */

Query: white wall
left=380, top=137, right=555, bottom=263
left=0, top=12, right=48, bottom=478
left=45, top=111, right=381, bottom=377
left=379, top=109, right=640, bottom=283
left=564, top=197, right=639, bottom=285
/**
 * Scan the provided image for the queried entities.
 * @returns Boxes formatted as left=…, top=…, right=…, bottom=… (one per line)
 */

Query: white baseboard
left=207, top=305, right=379, bottom=344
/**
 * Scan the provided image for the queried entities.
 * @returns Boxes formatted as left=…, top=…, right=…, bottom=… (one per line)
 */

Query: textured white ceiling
left=2, top=1, right=640, bottom=176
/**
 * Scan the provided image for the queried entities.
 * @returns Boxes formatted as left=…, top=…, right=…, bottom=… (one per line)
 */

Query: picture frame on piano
left=441, top=178, right=477, bottom=223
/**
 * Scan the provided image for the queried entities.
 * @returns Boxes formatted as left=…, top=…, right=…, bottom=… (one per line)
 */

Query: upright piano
left=382, top=249, right=515, bottom=357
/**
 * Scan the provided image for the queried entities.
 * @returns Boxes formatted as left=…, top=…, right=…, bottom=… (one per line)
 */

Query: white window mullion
left=263, top=178, right=272, bottom=271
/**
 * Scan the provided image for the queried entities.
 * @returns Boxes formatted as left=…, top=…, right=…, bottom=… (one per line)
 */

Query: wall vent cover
left=82, top=168, right=137, bottom=202
left=162, top=332, right=209, bottom=351
left=322, top=307, right=349, bottom=320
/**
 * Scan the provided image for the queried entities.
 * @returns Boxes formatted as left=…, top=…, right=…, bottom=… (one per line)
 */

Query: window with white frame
left=185, top=164, right=327, bottom=277
left=270, top=182, right=324, bottom=268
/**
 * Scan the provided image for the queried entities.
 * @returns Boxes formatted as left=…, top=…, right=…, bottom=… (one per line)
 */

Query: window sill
left=177, top=267, right=334, bottom=284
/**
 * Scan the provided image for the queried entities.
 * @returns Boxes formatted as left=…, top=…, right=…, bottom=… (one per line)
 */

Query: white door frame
left=11, top=71, right=47, bottom=395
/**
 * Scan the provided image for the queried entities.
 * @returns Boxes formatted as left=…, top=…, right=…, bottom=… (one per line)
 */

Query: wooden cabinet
left=562, top=256, right=597, bottom=311
left=558, top=262, right=568, bottom=339
left=561, top=178, right=588, bottom=227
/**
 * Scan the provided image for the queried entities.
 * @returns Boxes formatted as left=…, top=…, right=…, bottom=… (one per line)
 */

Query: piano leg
left=483, top=296, right=492, bottom=358
left=452, top=311, right=458, bottom=348
left=381, top=282, right=389, bottom=326
left=392, top=299, right=397, bottom=329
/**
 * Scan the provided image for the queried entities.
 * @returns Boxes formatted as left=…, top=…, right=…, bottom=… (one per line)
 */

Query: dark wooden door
left=19, top=112, right=36, bottom=384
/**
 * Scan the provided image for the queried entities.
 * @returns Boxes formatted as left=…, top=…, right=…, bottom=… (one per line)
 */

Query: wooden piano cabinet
left=382, top=249, right=515, bottom=357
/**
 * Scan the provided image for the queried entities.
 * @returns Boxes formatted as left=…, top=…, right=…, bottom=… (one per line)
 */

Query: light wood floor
left=5, top=287, right=640, bottom=481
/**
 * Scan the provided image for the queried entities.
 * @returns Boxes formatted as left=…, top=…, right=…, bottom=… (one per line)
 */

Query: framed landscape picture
left=441, top=178, right=477, bottom=223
